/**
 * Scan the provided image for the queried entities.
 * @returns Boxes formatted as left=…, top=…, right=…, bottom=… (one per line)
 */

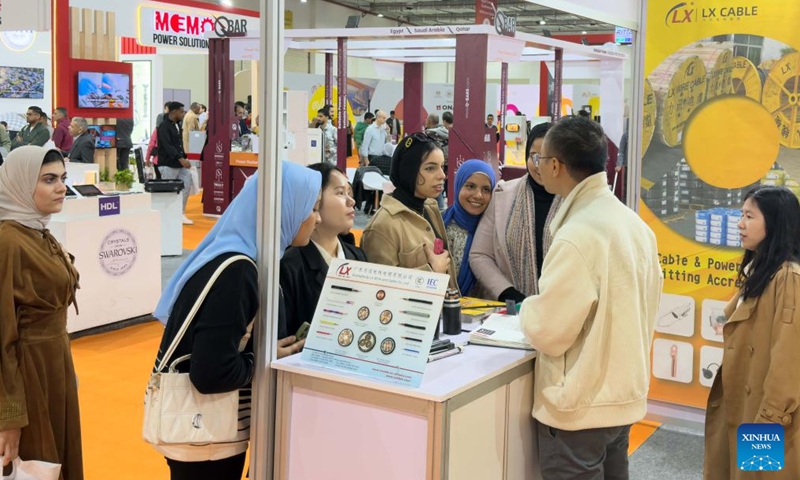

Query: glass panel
left=128, top=61, right=152, bottom=144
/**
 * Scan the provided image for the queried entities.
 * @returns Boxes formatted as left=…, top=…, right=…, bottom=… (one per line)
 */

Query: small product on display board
left=301, top=259, right=449, bottom=388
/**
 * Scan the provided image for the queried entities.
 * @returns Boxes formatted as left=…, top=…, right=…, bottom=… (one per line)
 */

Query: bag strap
left=156, top=255, right=257, bottom=373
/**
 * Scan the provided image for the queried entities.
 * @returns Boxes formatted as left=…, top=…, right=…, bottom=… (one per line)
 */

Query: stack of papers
left=468, top=314, right=534, bottom=350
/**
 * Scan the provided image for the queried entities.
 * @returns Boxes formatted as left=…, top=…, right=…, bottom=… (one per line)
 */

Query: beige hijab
left=0, top=146, right=60, bottom=230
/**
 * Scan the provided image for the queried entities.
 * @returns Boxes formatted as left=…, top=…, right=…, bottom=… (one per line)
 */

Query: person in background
left=39, top=112, right=54, bottom=139
left=67, top=117, right=95, bottom=164
left=198, top=104, right=208, bottom=128
left=235, top=101, right=250, bottom=135
left=52, top=107, right=73, bottom=156
left=442, top=159, right=496, bottom=298
left=156, top=102, right=170, bottom=127
left=0, top=146, right=83, bottom=479
left=116, top=118, right=134, bottom=172
left=704, top=186, right=800, bottom=480
left=359, top=110, right=388, bottom=167
left=346, top=120, right=353, bottom=158
left=354, top=112, right=374, bottom=155
left=470, top=122, right=560, bottom=303
left=442, top=111, right=454, bottom=131
left=387, top=110, right=402, bottom=139
left=151, top=162, right=320, bottom=480
left=361, top=133, right=458, bottom=291
left=11, top=107, right=50, bottom=150
left=519, top=117, right=662, bottom=479
left=0, top=121, right=11, bottom=153
left=182, top=102, right=201, bottom=153
left=486, top=114, right=500, bottom=143
left=157, top=102, right=193, bottom=225
left=281, top=163, right=367, bottom=338
left=316, top=108, right=337, bottom=165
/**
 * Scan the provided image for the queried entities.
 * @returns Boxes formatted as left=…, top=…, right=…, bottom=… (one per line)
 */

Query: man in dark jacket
left=116, top=118, right=134, bottom=171
left=67, top=117, right=95, bottom=164
left=11, top=106, right=50, bottom=150
left=157, top=102, right=193, bottom=225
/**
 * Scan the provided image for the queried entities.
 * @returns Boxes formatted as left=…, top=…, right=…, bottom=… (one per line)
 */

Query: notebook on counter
left=468, top=314, right=535, bottom=350
left=460, top=297, right=505, bottom=324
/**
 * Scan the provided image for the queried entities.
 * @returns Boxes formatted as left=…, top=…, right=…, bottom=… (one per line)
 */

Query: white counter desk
left=272, top=333, right=540, bottom=480
left=49, top=193, right=162, bottom=333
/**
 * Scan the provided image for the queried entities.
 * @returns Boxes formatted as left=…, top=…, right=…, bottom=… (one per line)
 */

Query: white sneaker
left=182, top=216, right=194, bottom=225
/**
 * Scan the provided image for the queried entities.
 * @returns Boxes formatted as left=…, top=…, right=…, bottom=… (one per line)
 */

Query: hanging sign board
left=137, top=6, right=252, bottom=51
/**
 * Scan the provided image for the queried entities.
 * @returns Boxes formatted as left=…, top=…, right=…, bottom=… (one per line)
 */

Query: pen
left=400, top=323, right=426, bottom=330
left=320, top=320, right=339, bottom=326
left=323, top=309, right=346, bottom=315
left=332, top=285, right=360, bottom=293
left=404, top=348, right=420, bottom=354
left=402, top=336, right=423, bottom=343
left=403, top=298, right=433, bottom=305
left=428, top=345, right=465, bottom=363
left=399, top=310, right=430, bottom=319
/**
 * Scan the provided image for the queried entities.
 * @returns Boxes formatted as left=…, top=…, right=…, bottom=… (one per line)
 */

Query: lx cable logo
left=666, top=2, right=760, bottom=26
left=666, top=2, right=695, bottom=25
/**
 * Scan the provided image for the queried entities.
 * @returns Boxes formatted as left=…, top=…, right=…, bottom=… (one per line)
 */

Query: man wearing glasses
left=10, top=107, right=50, bottom=151
left=519, top=117, right=662, bottom=479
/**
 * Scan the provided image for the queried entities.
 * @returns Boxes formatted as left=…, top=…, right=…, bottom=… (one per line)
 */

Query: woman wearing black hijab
left=361, top=133, right=458, bottom=290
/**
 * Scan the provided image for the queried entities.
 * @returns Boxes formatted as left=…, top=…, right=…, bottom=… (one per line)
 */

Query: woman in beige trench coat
left=704, top=186, right=800, bottom=479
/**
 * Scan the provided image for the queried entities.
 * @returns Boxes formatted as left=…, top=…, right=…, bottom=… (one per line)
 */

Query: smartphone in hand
left=434, top=238, right=445, bottom=255
left=295, top=322, right=311, bottom=341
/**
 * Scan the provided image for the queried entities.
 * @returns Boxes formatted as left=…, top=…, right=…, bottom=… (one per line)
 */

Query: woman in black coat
left=280, top=162, right=367, bottom=338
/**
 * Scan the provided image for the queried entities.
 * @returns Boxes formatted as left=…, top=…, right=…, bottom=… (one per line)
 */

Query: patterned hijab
left=0, top=146, right=61, bottom=230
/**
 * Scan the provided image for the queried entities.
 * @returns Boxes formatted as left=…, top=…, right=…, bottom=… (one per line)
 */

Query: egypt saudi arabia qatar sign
left=137, top=6, right=251, bottom=51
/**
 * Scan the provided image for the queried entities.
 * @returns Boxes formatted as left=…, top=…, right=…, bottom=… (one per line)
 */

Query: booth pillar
left=499, top=62, right=509, bottom=166
left=203, top=38, right=235, bottom=216
left=403, top=63, right=424, bottom=135
left=336, top=38, right=348, bottom=171
left=450, top=34, right=490, bottom=205
left=538, top=63, right=549, bottom=117
left=325, top=53, right=334, bottom=108
left=550, top=49, right=564, bottom=121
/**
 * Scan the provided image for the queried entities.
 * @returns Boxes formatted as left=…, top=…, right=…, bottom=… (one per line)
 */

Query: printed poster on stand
left=301, top=259, right=449, bottom=388
left=641, top=0, right=800, bottom=407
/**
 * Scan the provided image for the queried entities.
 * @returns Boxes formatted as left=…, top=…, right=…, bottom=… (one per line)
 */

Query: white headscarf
left=0, top=146, right=60, bottom=230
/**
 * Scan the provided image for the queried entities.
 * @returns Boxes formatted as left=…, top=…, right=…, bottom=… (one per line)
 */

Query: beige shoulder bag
left=142, top=255, right=256, bottom=446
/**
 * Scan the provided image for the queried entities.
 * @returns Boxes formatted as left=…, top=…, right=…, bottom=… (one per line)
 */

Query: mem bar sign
left=138, top=6, right=249, bottom=51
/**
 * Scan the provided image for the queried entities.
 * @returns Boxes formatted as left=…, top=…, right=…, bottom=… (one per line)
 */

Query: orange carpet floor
left=72, top=321, right=658, bottom=480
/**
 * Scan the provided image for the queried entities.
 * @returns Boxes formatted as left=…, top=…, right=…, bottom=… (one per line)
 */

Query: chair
left=362, top=171, right=391, bottom=212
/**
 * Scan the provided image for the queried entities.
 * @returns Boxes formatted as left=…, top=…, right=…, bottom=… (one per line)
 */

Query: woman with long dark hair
left=361, top=133, right=457, bottom=290
left=704, top=185, right=800, bottom=480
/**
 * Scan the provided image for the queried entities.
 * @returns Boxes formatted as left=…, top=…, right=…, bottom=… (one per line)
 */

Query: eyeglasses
left=531, top=153, right=555, bottom=167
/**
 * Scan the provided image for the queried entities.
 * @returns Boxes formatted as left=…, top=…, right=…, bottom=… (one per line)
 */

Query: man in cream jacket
left=520, top=117, right=662, bottom=479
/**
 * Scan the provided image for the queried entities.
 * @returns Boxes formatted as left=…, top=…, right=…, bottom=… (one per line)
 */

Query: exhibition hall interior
left=1, top=0, right=797, bottom=478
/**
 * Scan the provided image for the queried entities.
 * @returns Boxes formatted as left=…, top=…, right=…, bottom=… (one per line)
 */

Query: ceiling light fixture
left=582, top=31, right=588, bottom=34
left=220, top=0, right=233, bottom=6
left=539, top=20, right=546, bottom=25
left=377, top=13, right=384, bottom=17
left=301, top=0, right=307, bottom=2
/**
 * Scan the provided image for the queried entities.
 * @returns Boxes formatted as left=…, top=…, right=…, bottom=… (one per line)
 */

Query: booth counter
left=272, top=333, right=540, bottom=480
left=49, top=193, right=162, bottom=333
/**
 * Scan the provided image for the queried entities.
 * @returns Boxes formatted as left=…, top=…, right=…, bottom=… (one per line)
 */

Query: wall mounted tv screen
left=0, top=66, right=45, bottom=99
left=77, top=72, right=130, bottom=109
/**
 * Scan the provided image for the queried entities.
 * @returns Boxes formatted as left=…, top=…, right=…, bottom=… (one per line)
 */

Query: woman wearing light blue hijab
left=442, top=159, right=496, bottom=297
left=151, top=161, right=320, bottom=479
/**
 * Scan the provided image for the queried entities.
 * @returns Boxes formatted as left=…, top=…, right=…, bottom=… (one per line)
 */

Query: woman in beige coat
left=704, top=185, right=800, bottom=479
left=361, top=133, right=458, bottom=291
left=469, top=122, right=562, bottom=303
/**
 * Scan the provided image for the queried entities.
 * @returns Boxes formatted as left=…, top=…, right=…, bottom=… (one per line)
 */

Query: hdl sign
left=99, top=197, right=121, bottom=217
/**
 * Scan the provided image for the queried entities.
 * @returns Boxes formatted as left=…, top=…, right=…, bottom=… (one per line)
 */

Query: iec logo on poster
left=737, top=423, right=784, bottom=471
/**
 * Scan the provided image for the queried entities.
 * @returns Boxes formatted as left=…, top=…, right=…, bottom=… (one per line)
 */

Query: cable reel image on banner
left=641, top=1, right=800, bottom=407
left=642, top=37, right=800, bottom=251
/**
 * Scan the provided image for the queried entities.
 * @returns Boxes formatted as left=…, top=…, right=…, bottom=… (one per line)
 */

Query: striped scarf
left=505, top=179, right=562, bottom=296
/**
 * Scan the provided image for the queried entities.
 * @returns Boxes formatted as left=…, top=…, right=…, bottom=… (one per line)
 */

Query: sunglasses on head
left=403, top=132, right=440, bottom=149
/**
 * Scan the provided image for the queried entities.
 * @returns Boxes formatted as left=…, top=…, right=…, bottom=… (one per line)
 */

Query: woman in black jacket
left=151, top=161, right=321, bottom=480
left=281, top=162, right=367, bottom=338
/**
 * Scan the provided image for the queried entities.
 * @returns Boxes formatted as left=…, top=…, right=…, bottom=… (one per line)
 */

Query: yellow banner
left=642, top=0, right=800, bottom=407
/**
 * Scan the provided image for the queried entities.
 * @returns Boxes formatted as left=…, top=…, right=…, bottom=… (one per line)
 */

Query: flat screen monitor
left=73, top=184, right=104, bottom=197
left=134, top=147, right=146, bottom=184
left=77, top=71, right=130, bottom=109
left=615, top=26, right=633, bottom=45
left=87, top=125, right=116, bottom=149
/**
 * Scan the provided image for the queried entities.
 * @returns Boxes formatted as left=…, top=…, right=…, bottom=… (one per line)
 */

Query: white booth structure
left=49, top=193, right=162, bottom=333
